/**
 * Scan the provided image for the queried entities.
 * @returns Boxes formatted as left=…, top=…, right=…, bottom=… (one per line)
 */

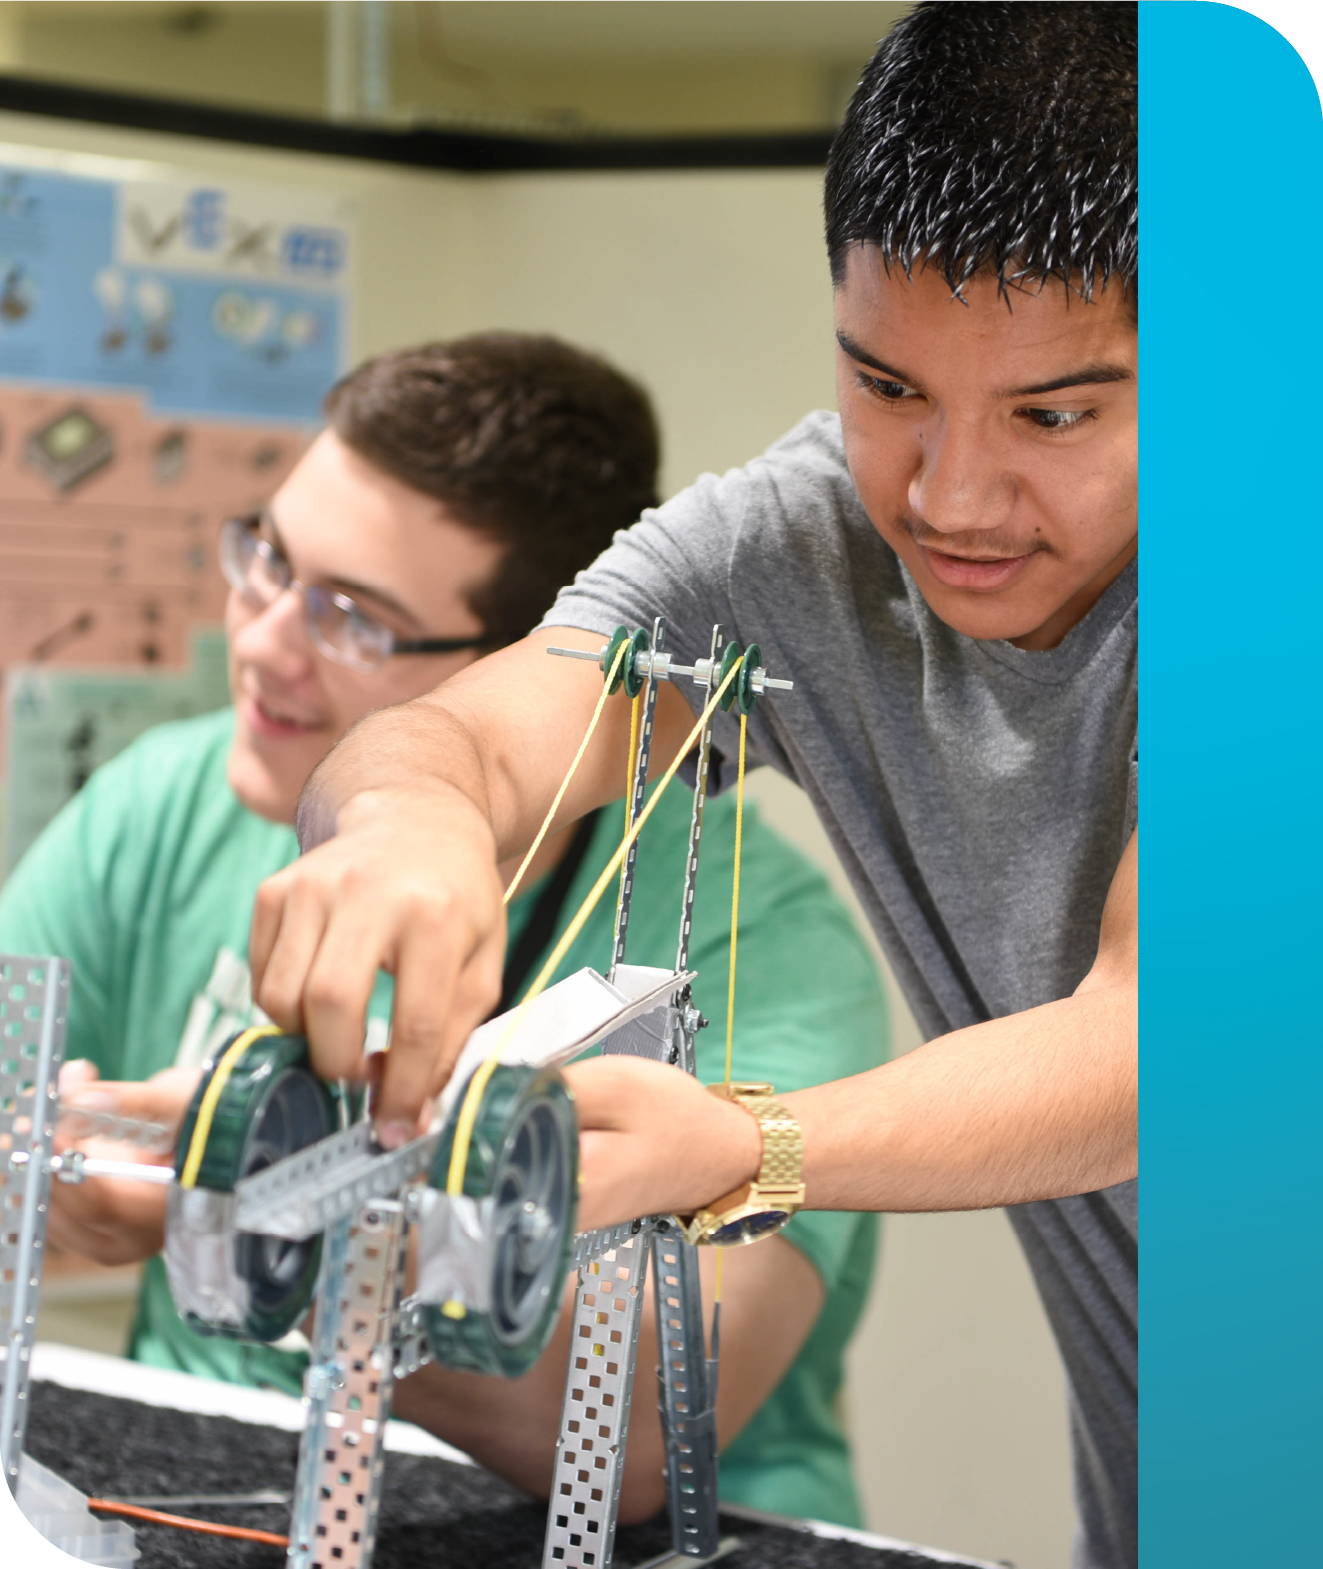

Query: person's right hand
left=249, top=779, right=508, bottom=1148
left=564, top=1056, right=763, bottom=1231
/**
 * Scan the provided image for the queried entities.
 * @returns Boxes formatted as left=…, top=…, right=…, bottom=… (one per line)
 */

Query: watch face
left=709, top=1209, right=791, bottom=1247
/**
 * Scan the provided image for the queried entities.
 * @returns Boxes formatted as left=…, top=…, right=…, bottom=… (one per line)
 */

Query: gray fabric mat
left=22, top=1380, right=987, bottom=1568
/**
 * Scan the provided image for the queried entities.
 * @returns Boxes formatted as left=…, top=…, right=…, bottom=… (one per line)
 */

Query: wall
left=0, top=109, right=1073, bottom=1569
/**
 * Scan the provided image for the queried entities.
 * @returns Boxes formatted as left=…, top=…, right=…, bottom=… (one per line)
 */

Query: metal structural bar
left=0, top=954, right=71, bottom=1493
left=288, top=1200, right=409, bottom=1569
left=543, top=1226, right=654, bottom=1569
left=651, top=1225, right=720, bottom=1559
left=235, top=1121, right=436, bottom=1238
left=610, top=616, right=665, bottom=983
left=676, top=625, right=723, bottom=981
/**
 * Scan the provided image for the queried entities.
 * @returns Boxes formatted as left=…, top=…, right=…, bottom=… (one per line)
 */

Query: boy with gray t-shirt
left=253, top=7, right=1138, bottom=1567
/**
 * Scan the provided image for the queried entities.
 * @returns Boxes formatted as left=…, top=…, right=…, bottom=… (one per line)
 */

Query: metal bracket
left=287, top=1199, right=409, bottom=1569
left=651, top=1225, right=720, bottom=1559
left=0, top=954, right=71, bottom=1495
left=544, top=1224, right=654, bottom=1569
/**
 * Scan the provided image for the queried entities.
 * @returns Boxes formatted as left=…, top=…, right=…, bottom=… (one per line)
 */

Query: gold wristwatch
left=682, top=1082, right=806, bottom=1247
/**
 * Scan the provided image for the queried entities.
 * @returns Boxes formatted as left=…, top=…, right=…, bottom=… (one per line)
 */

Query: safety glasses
left=220, top=512, right=503, bottom=672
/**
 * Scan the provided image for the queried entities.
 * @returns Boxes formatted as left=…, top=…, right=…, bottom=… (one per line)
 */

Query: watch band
left=706, top=1082, right=804, bottom=1195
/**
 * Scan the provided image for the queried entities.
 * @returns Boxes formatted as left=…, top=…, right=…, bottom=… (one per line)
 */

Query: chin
left=226, top=750, right=301, bottom=827
left=926, top=592, right=1052, bottom=643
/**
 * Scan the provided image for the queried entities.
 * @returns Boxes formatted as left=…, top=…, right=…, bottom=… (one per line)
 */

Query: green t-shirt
left=0, top=708, right=888, bottom=1526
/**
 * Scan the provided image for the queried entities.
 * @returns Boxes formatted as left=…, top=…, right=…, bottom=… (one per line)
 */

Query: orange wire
left=87, top=1498, right=289, bottom=1547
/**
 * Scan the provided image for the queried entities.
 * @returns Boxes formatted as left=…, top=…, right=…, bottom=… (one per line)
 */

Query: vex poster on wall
left=0, top=156, right=352, bottom=871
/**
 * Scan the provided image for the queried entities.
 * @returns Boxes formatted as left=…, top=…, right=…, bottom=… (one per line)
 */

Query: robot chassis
left=1, top=620, right=793, bottom=1569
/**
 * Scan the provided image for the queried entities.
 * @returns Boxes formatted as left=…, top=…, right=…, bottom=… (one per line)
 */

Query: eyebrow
left=262, top=512, right=424, bottom=629
left=835, top=330, right=1133, bottom=398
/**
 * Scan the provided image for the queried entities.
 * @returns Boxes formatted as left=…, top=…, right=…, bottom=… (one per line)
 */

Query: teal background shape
left=1142, top=3, right=1321, bottom=1560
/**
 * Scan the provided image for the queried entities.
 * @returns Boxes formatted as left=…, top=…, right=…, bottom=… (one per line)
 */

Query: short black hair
left=324, top=333, right=660, bottom=643
left=825, top=2, right=1137, bottom=308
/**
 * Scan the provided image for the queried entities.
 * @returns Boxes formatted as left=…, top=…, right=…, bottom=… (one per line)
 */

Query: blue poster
left=0, top=164, right=347, bottom=422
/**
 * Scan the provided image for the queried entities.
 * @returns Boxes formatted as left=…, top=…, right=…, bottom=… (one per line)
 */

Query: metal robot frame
left=1, top=618, right=791, bottom=1569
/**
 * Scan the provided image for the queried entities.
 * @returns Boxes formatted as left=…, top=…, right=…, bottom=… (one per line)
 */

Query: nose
left=907, top=415, right=1016, bottom=539
left=228, top=584, right=316, bottom=680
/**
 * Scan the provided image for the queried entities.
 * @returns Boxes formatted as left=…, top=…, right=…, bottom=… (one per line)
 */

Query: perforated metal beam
left=0, top=953, right=70, bottom=1492
left=287, top=1200, right=409, bottom=1569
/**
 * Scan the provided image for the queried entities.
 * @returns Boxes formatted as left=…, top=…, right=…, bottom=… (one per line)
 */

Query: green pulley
left=737, top=642, right=762, bottom=714
left=423, top=1064, right=578, bottom=1378
left=603, top=626, right=649, bottom=697
left=168, top=1031, right=336, bottom=1344
left=717, top=641, right=744, bottom=711
left=603, top=626, right=632, bottom=694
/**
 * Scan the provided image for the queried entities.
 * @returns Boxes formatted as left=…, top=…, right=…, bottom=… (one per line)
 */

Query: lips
left=919, top=544, right=1037, bottom=592
left=244, top=692, right=326, bottom=739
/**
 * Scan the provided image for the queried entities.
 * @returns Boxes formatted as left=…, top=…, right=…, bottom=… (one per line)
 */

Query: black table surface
left=23, top=1380, right=998, bottom=1569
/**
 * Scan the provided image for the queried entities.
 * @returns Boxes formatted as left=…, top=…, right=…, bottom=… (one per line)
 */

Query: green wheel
left=717, top=640, right=744, bottom=711
left=166, top=1030, right=336, bottom=1344
left=737, top=641, right=762, bottom=714
left=424, top=1065, right=578, bottom=1378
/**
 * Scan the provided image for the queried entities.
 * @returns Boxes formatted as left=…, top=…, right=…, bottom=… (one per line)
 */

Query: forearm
left=296, top=688, right=496, bottom=854
left=295, top=631, right=650, bottom=857
left=788, top=979, right=1137, bottom=1211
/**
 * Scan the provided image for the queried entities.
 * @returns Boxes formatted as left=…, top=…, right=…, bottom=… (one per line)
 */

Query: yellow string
left=724, top=710, right=748, bottom=1087
left=502, top=638, right=631, bottom=906
left=614, top=690, right=642, bottom=929
left=713, top=709, right=749, bottom=1310
left=178, top=1024, right=281, bottom=1189
left=446, top=654, right=747, bottom=1201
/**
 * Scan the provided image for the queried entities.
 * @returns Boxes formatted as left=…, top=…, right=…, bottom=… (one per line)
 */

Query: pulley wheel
left=168, top=1031, right=335, bottom=1343
left=424, top=1064, right=577, bottom=1378
left=737, top=642, right=762, bottom=714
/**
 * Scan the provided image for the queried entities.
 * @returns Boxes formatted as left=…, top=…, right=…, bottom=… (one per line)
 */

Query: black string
left=492, top=810, right=603, bottom=1017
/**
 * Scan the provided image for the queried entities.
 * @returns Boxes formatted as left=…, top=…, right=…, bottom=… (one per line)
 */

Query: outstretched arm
left=569, top=832, right=1137, bottom=1224
left=248, top=629, right=696, bottom=1145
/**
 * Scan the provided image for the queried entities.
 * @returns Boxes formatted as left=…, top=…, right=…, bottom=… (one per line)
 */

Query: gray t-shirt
left=544, top=410, right=1138, bottom=1569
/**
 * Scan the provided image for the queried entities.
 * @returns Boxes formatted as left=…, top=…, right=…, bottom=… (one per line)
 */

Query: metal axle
left=547, top=642, right=793, bottom=697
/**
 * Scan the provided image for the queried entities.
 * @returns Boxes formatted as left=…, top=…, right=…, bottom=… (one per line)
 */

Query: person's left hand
left=562, top=1056, right=762, bottom=1231
left=47, top=1061, right=199, bottom=1266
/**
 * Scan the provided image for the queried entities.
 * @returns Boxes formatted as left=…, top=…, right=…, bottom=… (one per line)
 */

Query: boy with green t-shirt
left=0, top=333, right=887, bottom=1527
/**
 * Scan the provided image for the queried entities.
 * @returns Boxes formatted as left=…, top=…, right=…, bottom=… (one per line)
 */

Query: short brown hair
left=323, top=333, right=660, bottom=642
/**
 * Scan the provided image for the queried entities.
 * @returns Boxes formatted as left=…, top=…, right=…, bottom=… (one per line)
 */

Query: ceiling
left=4, top=2, right=914, bottom=137
left=15, top=3, right=907, bottom=61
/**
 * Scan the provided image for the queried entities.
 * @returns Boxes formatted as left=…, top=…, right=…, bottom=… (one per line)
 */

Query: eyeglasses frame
left=220, top=512, right=506, bottom=670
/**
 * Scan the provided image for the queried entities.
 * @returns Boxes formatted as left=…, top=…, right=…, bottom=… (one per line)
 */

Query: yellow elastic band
left=714, top=710, right=748, bottom=1310
left=724, top=710, right=748, bottom=1088
left=178, top=1024, right=281, bottom=1189
left=446, top=653, right=747, bottom=1197
left=614, top=690, right=642, bottom=931
left=503, top=637, right=631, bottom=906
